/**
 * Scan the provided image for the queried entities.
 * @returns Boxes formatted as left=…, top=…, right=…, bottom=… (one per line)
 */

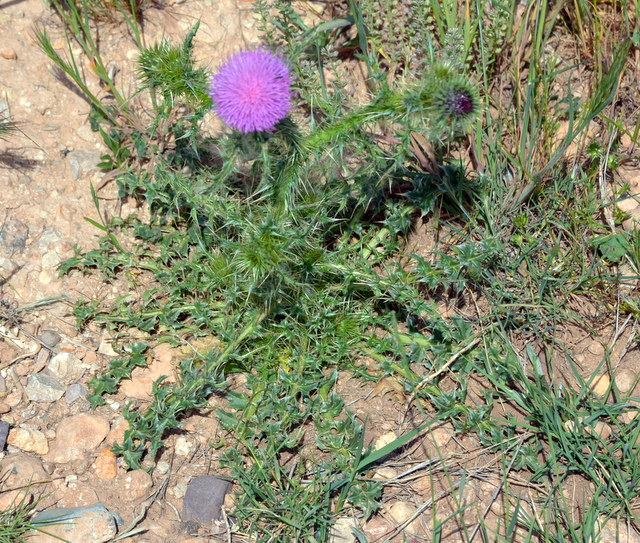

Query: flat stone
left=618, top=166, right=640, bottom=192
left=174, top=435, right=192, bottom=456
left=40, top=250, right=60, bottom=269
left=374, top=431, right=397, bottom=451
left=105, top=416, right=128, bottom=446
left=25, top=374, right=65, bottom=402
left=616, top=197, right=639, bottom=214
left=372, top=466, right=398, bottom=480
left=430, top=426, right=452, bottom=448
left=182, top=475, right=232, bottom=526
left=54, top=483, right=99, bottom=508
left=7, top=427, right=48, bottom=454
left=0, top=256, right=18, bottom=274
left=30, top=504, right=123, bottom=543
left=97, top=340, right=118, bottom=357
left=46, top=414, right=109, bottom=463
left=588, top=421, right=612, bottom=440
left=34, top=227, right=62, bottom=250
left=155, top=460, right=170, bottom=475
left=623, top=217, right=639, bottom=231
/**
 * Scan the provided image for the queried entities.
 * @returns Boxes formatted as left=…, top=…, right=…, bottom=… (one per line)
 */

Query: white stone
left=174, top=436, right=192, bottom=456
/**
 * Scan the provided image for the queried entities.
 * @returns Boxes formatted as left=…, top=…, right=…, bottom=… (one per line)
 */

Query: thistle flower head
left=403, top=62, right=481, bottom=140
left=210, top=50, right=292, bottom=134
left=430, top=77, right=480, bottom=136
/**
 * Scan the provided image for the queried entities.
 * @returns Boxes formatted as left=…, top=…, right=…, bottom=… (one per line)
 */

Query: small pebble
left=592, top=374, right=610, bottom=396
left=0, top=49, right=17, bottom=60
left=615, top=369, right=637, bottom=394
left=7, top=427, right=48, bottom=454
left=94, top=448, right=117, bottom=480
left=155, top=460, right=171, bottom=475
left=174, top=436, right=192, bottom=456
left=40, top=330, right=61, bottom=349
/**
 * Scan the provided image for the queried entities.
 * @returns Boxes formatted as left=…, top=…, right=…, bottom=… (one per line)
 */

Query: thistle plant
left=59, top=24, right=484, bottom=461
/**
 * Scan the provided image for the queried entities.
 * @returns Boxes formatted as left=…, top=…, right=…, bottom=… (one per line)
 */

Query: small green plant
left=0, top=491, right=68, bottom=543
left=0, top=116, right=17, bottom=141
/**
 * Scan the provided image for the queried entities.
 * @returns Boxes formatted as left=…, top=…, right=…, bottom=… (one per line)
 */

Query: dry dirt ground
left=0, top=0, right=639, bottom=542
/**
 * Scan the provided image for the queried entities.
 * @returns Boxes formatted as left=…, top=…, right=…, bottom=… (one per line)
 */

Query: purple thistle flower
left=209, top=50, right=292, bottom=134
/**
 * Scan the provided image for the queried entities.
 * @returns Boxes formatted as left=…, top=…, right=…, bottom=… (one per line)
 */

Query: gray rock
left=0, top=218, right=29, bottom=256
left=39, top=330, right=61, bottom=349
left=25, top=373, right=65, bottom=402
left=0, top=421, right=9, bottom=450
left=31, top=504, right=123, bottom=543
left=182, top=475, right=232, bottom=526
left=68, top=150, right=103, bottom=181
left=65, top=383, right=88, bottom=404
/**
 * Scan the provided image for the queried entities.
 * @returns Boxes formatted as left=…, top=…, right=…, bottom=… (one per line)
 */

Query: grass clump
left=0, top=491, right=67, bottom=543
left=34, top=0, right=640, bottom=540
